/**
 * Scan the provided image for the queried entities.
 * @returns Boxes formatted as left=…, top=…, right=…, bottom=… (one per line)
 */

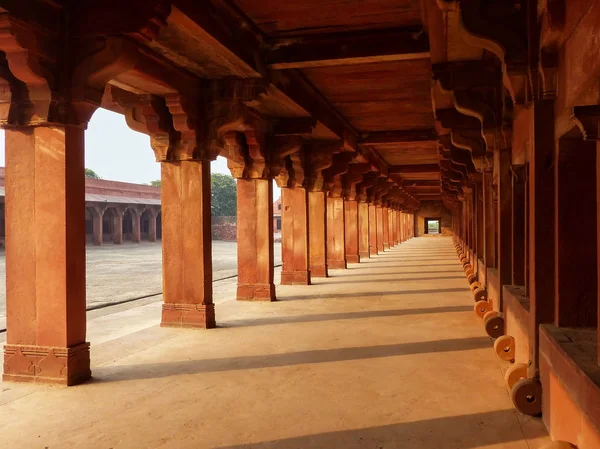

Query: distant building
left=0, top=167, right=161, bottom=246
left=273, top=197, right=282, bottom=231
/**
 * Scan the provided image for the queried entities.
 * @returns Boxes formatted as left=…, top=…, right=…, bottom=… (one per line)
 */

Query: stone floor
left=0, top=237, right=550, bottom=448
left=0, top=240, right=282, bottom=328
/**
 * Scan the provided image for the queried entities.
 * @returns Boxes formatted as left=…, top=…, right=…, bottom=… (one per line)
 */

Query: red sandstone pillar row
left=3, top=125, right=90, bottom=385
left=391, top=210, right=397, bottom=246
left=131, top=209, right=141, bottom=243
left=496, top=149, right=513, bottom=309
left=112, top=210, right=123, bottom=244
left=161, top=160, right=215, bottom=328
left=376, top=206, right=384, bottom=252
left=280, top=187, right=310, bottom=285
left=327, top=195, right=346, bottom=269
left=528, top=100, right=556, bottom=376
left=368, top=204, right=378, bottom=256
left=402, top=212, right=407, bottom=242
left=344, top=199, right=360, bottom=263
left=92, top=209, right=103, bottom=246
left=390, top=209, right=398, bottom=246
left=147, top=209, right=158, bottom=243
left=236, top=178, right=276, bottom=301
left=382, top=207, right=390, bottom=249
left=358, top=201, right=370, bottom=259
left=308, top=191, right=328, bottom=277
left=398, top=212, right=403, bottom=243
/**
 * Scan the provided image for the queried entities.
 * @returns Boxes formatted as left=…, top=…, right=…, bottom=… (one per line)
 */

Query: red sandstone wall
left=85, top=178, right=160, bottom=199
left=0, top=167, right=159, bottom=199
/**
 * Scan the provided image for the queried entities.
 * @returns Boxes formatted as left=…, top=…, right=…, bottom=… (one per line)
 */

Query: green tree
left=149, top=180, right=161, bottom=187
left=211, top=173, right=236, bottom=216
left=85, top=168, right=101, bottom=179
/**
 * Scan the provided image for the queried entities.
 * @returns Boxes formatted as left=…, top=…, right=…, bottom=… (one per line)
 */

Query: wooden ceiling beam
left=267, top=28, right=430, bottom=70
left=360, top=129, right=438, bottom=145
left=402, top=180, right=441, bottom=187
left=388, top=164, right=440, bottom=174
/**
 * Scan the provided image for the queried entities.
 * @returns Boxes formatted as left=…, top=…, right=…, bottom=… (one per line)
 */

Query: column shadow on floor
left=222, top=305, right=473, bottom=328
left=318, top=275, right=466, bottom=285
left=364, top=258, right=458, bottom=263
left=215, top=409, right=545, bottom=449
left=277, top=287, right=467, bottom=301
left=346, top=264, right=460, bottom=269
left=92, top=336, right=491, bottom=382
left=324, top=270, right=464, bottom=278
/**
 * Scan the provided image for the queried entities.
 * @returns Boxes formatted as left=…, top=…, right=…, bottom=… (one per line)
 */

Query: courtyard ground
left=0, top=237, right=550, bottom=448
left=0, top=241, right=282, bottom=330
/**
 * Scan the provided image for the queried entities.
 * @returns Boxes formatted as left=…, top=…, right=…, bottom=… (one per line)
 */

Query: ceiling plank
left=360, top=129, right=437, bottom=144
left=402, top=180, right=441, bottom=187
left=267, top=28, right=430, bottom=69
left=389, top=164, right=440, bottom=174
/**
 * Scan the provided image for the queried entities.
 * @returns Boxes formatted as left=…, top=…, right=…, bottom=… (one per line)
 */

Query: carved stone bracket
left=342, top=164, right=370, bottom=201
left=572, top=105, right=600, bottom=141
left=0, top=4, right=169, bottom=128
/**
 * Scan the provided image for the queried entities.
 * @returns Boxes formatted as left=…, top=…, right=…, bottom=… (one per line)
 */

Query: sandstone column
left=147, top=209, right=158, bottom=243
left=91, top=207, right=104, bottom=246
left=309, top=191, right=328, bottom=277
left=281, top=187, right=310, bottom=285
left=161, top=160, right=215, bottom=328
left=496, top=149, right=513, bottom=308
left=358, top=201, right=370, bottom=259
left=3, top=125, right=90, bottom=385
left=382, top=206, right=390, bottom=249
left=327, top=195, right=346, bottom=269
left=112, top=209, right=124, bottom=244
left=369, top=204, right=378, bottom=256
left=130, top=208, right=141, bottom=243
left=376, top=205, right=384, bottom=252
left=393, top=210, right=398, bottom=246
left=236, top=178, right=276, bottom=301
left=344, top=199, right=359, bottom=263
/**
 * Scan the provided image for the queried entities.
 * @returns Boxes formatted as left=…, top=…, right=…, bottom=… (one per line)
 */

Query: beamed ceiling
left=226, top=0, right=444, bottom=200
left=65, top=0, right=497, bottom=204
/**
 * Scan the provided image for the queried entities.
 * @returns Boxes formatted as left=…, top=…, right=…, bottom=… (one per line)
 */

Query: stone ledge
left=503, top=285, right=530, bottom=328
left=540, top=325, right=600, bottom=442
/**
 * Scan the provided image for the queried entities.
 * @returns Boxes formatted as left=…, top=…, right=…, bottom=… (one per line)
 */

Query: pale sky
left=0, top=108, right=280, bottom=199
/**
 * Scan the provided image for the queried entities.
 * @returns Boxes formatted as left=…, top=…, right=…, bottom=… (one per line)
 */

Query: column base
left=328, top=260, right=347, bottom=269
left=3, top=342, right=91, bottom=386
left=310, top=265, right=328, bottom=277
left=281, top=271, right=311, bottom=285
left=359, top=251, right=370, bottom=259
left=161, top=303, right=216, bottom=329
left=383, top=243, right=390, bottom=249
left=346, top=255, right=360, bottom=264
left=377, top=245, right=384, bottom=252
left=237, top=283, right=276, bottom=301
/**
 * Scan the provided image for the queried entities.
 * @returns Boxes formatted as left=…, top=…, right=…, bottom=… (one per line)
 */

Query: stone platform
left=0, top=237, right=550, bottom=448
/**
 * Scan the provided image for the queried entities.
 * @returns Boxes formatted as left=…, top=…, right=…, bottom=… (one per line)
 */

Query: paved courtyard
left=0, top=241, right=282, bottom=329
left=0, top=237, right=550, bottom=448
